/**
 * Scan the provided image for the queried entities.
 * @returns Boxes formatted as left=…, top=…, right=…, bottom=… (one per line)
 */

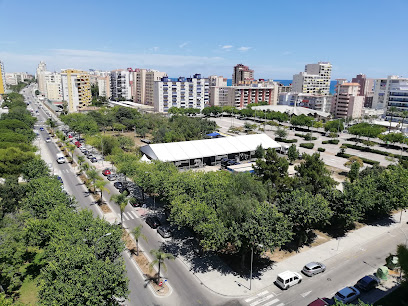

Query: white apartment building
left=44, top=72, right=63, bottom=101
left=380, top=76, right=408, bottom=123
left=36, top=61, right=47, bottom=95
left=97, top=75, right=111, bottom=98
left=110, top=69, right=132, bottom=101
left=278, top=92, right=331, bottom=113
left=154, top=74, right=209, bottom=112
left=132, top=69, right=167, bottom=105
left=292, top=62, right=332, bottom=95
left=371, top=79, right=387, bottom=110
left=5, top=72, right=28, bottom=85
left=61, top=69, right=92, bottom=113
left=331, top=83, right=363, bottom=119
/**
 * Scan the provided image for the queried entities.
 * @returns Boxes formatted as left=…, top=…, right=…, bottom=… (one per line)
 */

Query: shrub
left=322, top=139, right=339, bottom=145
left=295, top=133, right=317, bottom=141
left=336, top=152, right=380, bottom=165
left=275, top=137, right=297, bottom=143
left=318, top=147, right=326, bottom=152
left=300, top=143, right=314, bottom=149
left=342, top=143, right=408, bottom=161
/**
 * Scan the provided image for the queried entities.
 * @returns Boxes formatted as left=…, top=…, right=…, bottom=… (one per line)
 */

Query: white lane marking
left=123, top=213, right=129, bottom=221
left=275, top=303, right=284, bottom=306
left=245, top=290, right=268, bottom=302
left=263, top=299, right=280, bottom=306
left=127, top=212, right=134, bottom=219
left=301, top=290, right=312, bottom=298
left=131, top=211, right=139, bottom=219
left=250, top=294, right=275, bottom=306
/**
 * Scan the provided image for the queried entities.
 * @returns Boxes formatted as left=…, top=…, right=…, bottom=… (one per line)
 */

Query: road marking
left=127, top=212, right=134, bottom=220
left=131, top=211, right=139, bottom=219
left=301, top=290, right=312, bottom=297
left=275, top=303, right=284, bottom=306
left=250, top=294, right=275, bottom=306
left=245, top=291, right=268, bottom=302
left=123, top=213, right=129, bottom=221
left=263, top=299, right=280, bottom=306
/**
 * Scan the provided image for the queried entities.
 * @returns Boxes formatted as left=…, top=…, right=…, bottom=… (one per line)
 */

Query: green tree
left=275, top=126, right=288, bottom=139
left=149, top=249, right=175, bottom=284
left=290, top=114, right=314, bottom=130
left=387, top=106, right=398, bottom=132
left=77, top=155, right=85, bottom=167
left=86, top=168, right=100, bottom=193
left=132, top=225, right=147, bottom=256
left=397, top=244, right=408, bottom=285
left=95, top=180, right=110, bottom=204
left=324, top=119, right=344, bottom=132
left=21, top=157, right=49, bottom=181
left=111, top=192, right=128, bottom=226
left=348, top=161, right=361, bottom=183
left=254, top=144, right=265, bottom=158
left=287, top=144, right=298, bottom=164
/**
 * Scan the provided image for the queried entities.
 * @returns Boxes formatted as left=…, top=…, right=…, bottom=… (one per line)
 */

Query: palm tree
left=111, top=192, right=128, bottom=226
left=400, top=110, right=408, bottom=132
left=67, top=143, right=76, bottom=163
left=388, top=106, right=398, bottom=132
left=86, top=168, right=100, bottom=193
left=132, top=225, right=147, bottom=256
left=149, top=249, right=175, bottom=284
left=95, top=180, right=110, bottom=204
left=79, top=161, right=89, bottom=175
left=77, top=155, right=85, bottom=167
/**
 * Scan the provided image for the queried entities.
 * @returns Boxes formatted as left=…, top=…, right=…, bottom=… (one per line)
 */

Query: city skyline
left=1, top=0, right=407, bottom=79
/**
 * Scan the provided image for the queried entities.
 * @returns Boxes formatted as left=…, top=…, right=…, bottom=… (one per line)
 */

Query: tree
left=132, top=225, right=147, bottom=256
left=387, top=106, right=398, bottom=132
left=290, top=114, right=314, bottom=130
left=400, top=110, right=408, bottom=132
left=397, top=244, right=408, bottom=285
left=86, top=168, right=100, bottom=193
left=254, top=144, right=265, bottom=159
left=149, top=249, right=175, bottom=284
left=345, top=157, right=363, bottom=183
left=77, top=155, right=85, bottom=167
left=324, top=120, right=344, bottom=132
left=21, top=157, right=49, bottom=181
left=287, top=144, right=298, bottom=164
left=111, top=192, right=128, bottom=226
left=275, top=126, right=288, bottom=139
left=95, top=180, right=110, bottom=204
left=67, top=143, right=76, bottom=163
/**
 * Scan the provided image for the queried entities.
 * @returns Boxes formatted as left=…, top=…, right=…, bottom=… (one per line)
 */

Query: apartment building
left=232, top=64, right=254, bottom=85
left=61, top=69, right=92, bottom=113
left=97, top=75, right=111, bottom=98
left=377, top=76, right=408, bottom=123
left=331, top=82, right=363, bottom=119
left=5, top=72, right=29, bottom=85
left=110, top=69, right=132, bottom=101
left=131, top=69, right=167, bottom=105
left=209, top=75, right=227, bottom=87
left=154, top=74, right=209, bottom=112
left=36, top=61, right=47, bottom=94
left=44, top=72, right=63, bottom=101
left=279, top=93, right=331, bottom=113
left=0, top=60, right=5, bottom=95
left=351, top=74, right=374, bottom=108
left=292, top=62, right=332, bottom=95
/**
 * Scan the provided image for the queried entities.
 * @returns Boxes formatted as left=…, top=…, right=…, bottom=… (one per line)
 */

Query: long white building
left=292, top=62, right=332, bottom=95
left=154, top=74, right=209, bottom=112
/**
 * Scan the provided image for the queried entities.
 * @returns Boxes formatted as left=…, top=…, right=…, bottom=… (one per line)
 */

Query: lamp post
left=95, top=232, right=112, bottom=259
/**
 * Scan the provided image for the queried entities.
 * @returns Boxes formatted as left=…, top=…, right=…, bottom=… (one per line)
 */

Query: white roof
left=140, top=133, right=281, bottom=162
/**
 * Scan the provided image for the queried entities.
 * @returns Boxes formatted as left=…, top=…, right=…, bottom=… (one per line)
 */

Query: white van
left=275, top=271, right=302, bottom=290
left=57, top=153, right=65, bottom=164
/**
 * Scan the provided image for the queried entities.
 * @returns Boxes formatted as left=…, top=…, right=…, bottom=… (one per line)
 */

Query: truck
left=57, top=153, right=65, bottom=164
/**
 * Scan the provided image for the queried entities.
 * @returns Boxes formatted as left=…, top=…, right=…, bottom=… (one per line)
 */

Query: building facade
left=110, top=69, right=132, bottom=101
left=97, top=75, right=111, bottom=98
left=131, top=69, right=167, bottom=105
left=292, top=62, right=332, bottom=95
left=154, top=74, right=209, bottom=112
left=278, top=92, right=331, bottom=112
left=36, top=61, right=47, bottom=95
left=351, top=74, right=374, bottom=108
left=44, top=72, right=63, bottom=101
left=61, top=69, right=92, bottom=113
left=331, top=83, right=364, bottom=119
left=381, top=76, right=408, bottom=123
left=232, top=64, right=254, bottom=85
left=0, top=60, right=5, bottom=95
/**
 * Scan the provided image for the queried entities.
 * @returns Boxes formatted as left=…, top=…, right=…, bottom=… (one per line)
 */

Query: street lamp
left=95, top=232, right=112, bottom=259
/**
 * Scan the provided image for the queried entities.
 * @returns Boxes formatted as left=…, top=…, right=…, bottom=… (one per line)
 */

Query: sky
left=0, top=0, right=407, bottom=80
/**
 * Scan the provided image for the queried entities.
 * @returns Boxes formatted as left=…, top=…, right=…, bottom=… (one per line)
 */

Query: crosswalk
left=244, top=290, right=284, bottom=306
left=121, top=211, right=139, bottom=221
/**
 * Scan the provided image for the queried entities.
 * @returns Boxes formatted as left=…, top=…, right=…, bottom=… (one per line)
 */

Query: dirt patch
left=102, top=131, right=153, bottom=149
left=122, top=230, right=169, bottom=295
left=100, top=203, right=112, bottom=213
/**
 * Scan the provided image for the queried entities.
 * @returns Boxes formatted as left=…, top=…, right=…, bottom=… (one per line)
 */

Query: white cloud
left=221, top=45, right=233, bottom=50
left=179, top=42, right=188, bottom=48
left=237, top=46, right=251, bottom=52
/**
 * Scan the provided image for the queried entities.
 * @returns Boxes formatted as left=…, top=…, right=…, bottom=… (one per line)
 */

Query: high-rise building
left=232, top=64, right=254, bottom=85
left=0, top=60, right=5, bottom=95
left=292, top=62, right=332, bottom=95
left=351, top=74, right=374, bottom=108
left=154, top=74, right=209, bottom=112
left=36, top=61, right=47, bottom=95
left=61, top=69, right=92, bottom=113
left=97, top=75, right=111, bottom=98
left=208, top=75, right=227, bottom=87
left=131, top=69, right=167, bottom=105
left=45, top=72, right=63, bottom=101
left=331, top=82, right=364, bottom=119
left=110, top=69, right=132, bottom=101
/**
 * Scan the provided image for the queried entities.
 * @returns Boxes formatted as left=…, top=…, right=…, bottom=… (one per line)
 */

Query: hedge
left=342, top=143, right=408, bottom=161
left=322, top=139, right=340, bottom=145
left=275, top=137, right=298, bottom=143
left=318, top=147, right=326, bottom=152
left=300, top=143, right=315, bottom=149
left=295, top=133, right=317, bottom=140
left=336, top=152, right=380, bottom=165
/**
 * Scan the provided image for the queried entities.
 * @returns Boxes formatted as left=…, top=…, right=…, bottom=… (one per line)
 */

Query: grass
left=375, top=285, right=408, bottom=306
left=18, top=275, right=39, bottom=305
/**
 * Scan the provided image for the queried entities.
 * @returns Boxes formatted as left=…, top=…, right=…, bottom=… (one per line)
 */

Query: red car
left=68, top=135, right=73, bottom=138
left=75, top=141, right=81, bottom=148
left=102, top=168, right=111, bottom=176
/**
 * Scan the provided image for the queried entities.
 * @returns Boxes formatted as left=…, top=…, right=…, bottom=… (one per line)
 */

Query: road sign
left=159, top=281, right=163, bottom=286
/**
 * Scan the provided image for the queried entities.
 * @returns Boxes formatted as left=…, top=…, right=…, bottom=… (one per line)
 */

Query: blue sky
left=0, top=0, right=407, bottom=79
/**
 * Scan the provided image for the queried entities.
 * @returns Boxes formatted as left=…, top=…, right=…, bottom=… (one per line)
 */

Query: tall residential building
left=351, top=74, right=374, bottom=108
left=379, top=76, right=408, bottom=123
left=154, top=74, right=209, bottom=112
left=110, top=69, right=132, bottom=100
left=232, top=64, right=254, bottom=85
left=97, top=75, right=111, bottom=98
left=292, top=62, right=332, bottom=95
left=0, top=60, right=5, bottom=95
left=330, top=82, right=364, bottom=119
left=44, top=72, right=63, bottom=101
left=208, top=75, right=227, bottom=87
left=61, top=69, right=92, bottom=113
left=131, top=69, right=167, bottom=105
left=36, top=61, right=47, bottom=94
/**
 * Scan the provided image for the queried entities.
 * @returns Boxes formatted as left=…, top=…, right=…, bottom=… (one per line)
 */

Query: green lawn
left=18, top=275, right=38, bottom=305
left=374, top=286, right=408, bottom=306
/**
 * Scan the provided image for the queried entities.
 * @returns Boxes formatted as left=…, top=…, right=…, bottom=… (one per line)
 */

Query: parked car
left=129, top=197, right=142, bottom=207
left=307, top=298, right=333, bottom=306
left=145, top=216, right=161, bottom=229
left=114, top=182, right=123, bottom=190
left=302, top=262, right=326, bottom=277
left=90, top=157, right=98, bottom=163
left=102, top=168, right=111, bottom=176
left=334, top=287, right=360, bottom=304
left=45, top=137, right=51, bottom=143
left=68, top=134, right=73, bottom=138
left=275, top=271, right=302, bottom=290
left=356, top=275, right=379, bottom=292
left=157, top=226, right=172, bottom=238
left=107, top=174, right=117, bottom=181
left=39, top=127, right=44, bottom=131
left=56, top=176, right=63, bottom=184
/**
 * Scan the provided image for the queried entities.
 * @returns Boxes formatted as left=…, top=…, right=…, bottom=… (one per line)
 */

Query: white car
left=45, top=137, right=51, bottom=143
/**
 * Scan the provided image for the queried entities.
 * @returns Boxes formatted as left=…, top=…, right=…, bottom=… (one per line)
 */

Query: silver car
left=302, top=262, right=326, bottom=276
left=157, top=226, right=171, bottom=238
